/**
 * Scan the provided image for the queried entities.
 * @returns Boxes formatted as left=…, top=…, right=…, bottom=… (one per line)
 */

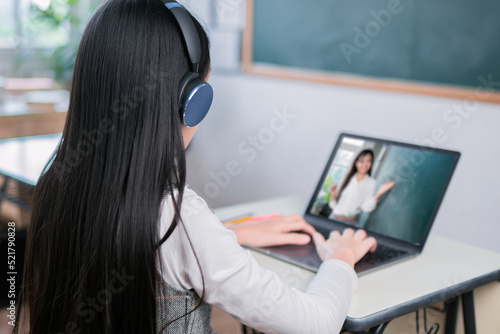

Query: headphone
left=161, top=0, right=213, bottom=127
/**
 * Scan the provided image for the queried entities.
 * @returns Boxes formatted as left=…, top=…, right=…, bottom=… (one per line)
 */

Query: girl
left=328, top=149, right=395, bottom=224
left=16, top=1, right=376, bottom=333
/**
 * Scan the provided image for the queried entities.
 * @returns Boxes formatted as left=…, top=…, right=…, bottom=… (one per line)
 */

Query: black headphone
left=161, top=0, right=213, bottom=127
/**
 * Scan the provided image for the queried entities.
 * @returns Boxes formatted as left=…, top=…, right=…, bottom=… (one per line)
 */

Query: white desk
left=0, top=133, right=61, bottom=211
left=214, top=196, right=500, bottom=333
left=0, top=133, right=61, bottom=185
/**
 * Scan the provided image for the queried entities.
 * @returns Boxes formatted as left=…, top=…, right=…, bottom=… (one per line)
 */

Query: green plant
left=20, top=0, right=96, bottom=87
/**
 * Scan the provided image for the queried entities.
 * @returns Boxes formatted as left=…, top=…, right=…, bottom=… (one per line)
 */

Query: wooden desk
left=0, top=112, right=67, bottom=140
left=214, top=196, right=500, bottom=333
left=0, top=89, right=68, bottom=139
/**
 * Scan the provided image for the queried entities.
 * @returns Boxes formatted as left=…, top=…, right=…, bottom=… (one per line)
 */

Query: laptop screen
left=306, top=133, right=460, bottom=246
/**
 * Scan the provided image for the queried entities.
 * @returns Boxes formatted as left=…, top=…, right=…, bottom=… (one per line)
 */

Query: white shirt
left=157, top=187, right=358, bottom=334
left=329, top=175, right=377, bottom=218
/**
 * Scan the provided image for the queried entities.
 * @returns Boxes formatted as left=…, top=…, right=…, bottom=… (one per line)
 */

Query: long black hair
left=15, top=0, right=210, bottom=332
left=336, top=149, right=374, bottom=202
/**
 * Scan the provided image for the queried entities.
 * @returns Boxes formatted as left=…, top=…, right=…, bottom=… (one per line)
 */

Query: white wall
left=186, top=72, right=500, bottom=253
left=179, top=0, right=500, bottom=253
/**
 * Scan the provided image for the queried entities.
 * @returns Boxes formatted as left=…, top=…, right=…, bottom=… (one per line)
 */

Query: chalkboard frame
left=242, top=0, right=500, bottom=104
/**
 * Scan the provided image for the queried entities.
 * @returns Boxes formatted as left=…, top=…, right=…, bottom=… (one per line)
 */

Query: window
left=0, top=0, right=94, bottom=49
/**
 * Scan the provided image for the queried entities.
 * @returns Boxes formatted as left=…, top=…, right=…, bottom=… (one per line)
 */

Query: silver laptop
left=249, top=133, right=460, bottom=274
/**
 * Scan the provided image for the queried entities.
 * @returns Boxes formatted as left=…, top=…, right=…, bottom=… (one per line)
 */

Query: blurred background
left=0, top=0, right=499, bottom=333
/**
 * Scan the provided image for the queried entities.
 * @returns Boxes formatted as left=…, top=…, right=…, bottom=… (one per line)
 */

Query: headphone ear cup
left=178, top=73, right=213, bottom=127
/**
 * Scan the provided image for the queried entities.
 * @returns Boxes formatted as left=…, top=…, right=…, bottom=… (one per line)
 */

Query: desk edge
left=344, top=269, right=500, bottom=331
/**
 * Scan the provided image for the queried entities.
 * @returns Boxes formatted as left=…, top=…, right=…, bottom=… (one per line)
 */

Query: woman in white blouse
left=328, top=149, right=395, bottom=224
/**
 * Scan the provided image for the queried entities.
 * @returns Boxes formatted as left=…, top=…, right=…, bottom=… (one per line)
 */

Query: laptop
left=249, top=133, right=460, bottom=274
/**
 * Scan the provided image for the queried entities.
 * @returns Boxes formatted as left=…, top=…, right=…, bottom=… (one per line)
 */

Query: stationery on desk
left=222, top=213, right=280, bottom=226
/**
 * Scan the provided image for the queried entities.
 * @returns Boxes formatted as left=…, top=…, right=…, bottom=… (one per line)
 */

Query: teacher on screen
left=328, top=149, right=395, bottom=224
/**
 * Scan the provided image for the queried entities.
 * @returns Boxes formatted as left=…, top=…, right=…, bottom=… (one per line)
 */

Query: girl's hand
left=228, top=214, right=316, bottom=247
left=375, top=180, right=395, bottom=200
left=328, top=184, right=338, bottom=200
left=312, top=228, right=377, bottom=268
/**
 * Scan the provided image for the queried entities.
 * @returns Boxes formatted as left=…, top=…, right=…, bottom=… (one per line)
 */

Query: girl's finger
left=365, top=236, right=377, bottom=252
left=342, top=228, right=354, bottom=238
left=274, top=232, right=311, bottom=246
left=329, top=230, right=341, bottom=239
left=354, top=229, right=367, bottom=240
left=285, top=219, right=316, bottom=236
left=312, top=232, right=326, bottom=245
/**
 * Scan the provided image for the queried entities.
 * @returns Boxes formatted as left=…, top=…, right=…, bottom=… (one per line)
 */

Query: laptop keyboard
left=360, top=244, right=407, bottom=264
left=314, top=225, right=408, bottom=264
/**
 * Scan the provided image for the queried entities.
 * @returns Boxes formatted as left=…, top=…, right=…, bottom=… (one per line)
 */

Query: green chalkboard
left=248, top=0, right=500, bottom=98
left=360, top=146, right=457, bottom=243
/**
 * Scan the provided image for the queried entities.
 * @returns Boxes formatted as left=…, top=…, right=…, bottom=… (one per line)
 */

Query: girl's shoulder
left=161, top=185, right=217, bottom=224
left=183, top=185, right=214, bottom=212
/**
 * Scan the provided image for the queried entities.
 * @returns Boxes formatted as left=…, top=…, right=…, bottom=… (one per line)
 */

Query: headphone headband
left=161, top=0, right=201, bottom=72
left=160, top=0, right=214, bottom=128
